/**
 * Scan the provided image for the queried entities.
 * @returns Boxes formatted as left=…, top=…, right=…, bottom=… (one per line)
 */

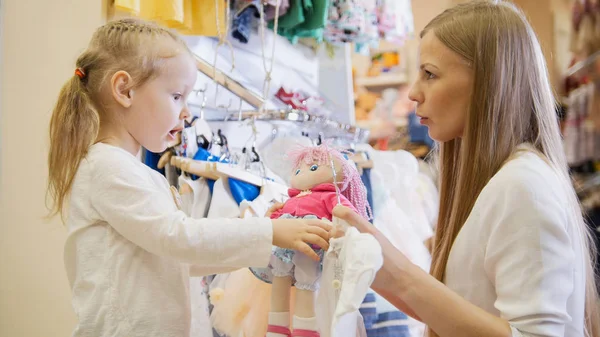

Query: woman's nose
left=408, top=82, right=423, bottom=104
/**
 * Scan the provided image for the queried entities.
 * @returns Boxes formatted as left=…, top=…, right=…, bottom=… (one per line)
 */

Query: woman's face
left=408, top=32, right=474, bottom=142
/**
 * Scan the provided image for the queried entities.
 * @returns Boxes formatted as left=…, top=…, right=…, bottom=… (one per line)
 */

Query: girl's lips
left=167, top=129, right=181, bottom=140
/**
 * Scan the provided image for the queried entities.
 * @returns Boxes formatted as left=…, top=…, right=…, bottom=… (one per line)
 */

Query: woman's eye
left=295, top=169, right=301, bottom=175
left=173, top=94, right=182, bottom=101
left=310, top=165, right=318, bottom=171
left=424, top=70, right=435, bottom=80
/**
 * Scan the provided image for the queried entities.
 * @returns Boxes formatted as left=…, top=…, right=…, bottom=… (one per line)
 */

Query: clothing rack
left=193, top=107, right=370, bottom=141
left=194, top=54, right=264, bottom=108
left=566, top=50, right=600, bottom=77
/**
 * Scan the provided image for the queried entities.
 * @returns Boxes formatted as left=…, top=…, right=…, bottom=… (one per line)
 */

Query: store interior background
left=0, top=0, right=581, bottom=336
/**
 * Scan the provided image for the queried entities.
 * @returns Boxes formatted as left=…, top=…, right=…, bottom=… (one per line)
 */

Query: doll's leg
left=292, top=252, right=321, bottom=334
left=271, top=276, right=293, bottom=312
left=267, top=255, right=294, bottom=337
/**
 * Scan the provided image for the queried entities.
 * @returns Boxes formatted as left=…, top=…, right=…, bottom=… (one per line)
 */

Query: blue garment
left=360, top=153, right=375, bottom=220
left=192, top=147, right=259, bottom=204
left=360, top=292, right=411, bottom=337
left=408, top=111, right=434, bottom=148
left=143, top=149, right=165, bottom=176
left=232, top=4, right=257, bottom=43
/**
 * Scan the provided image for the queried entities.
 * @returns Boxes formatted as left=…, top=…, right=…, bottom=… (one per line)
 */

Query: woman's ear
left=110, top=70, right=134, bottom=108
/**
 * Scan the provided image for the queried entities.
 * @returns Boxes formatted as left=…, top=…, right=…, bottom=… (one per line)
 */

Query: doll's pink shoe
left=267, top=325, right=292, bottom=337
left=292, top=329, right=320, bottom=337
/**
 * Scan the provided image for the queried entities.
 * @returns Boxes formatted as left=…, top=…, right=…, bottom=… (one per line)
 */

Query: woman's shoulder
left=486, top=148, right=567, bottom=203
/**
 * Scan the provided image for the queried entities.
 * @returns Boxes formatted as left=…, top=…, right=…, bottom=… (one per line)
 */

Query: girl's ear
left=111, top=70, right=134, bottom=108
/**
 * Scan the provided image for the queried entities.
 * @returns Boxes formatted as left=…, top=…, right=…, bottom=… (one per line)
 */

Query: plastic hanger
left=192, top=84, right=213, bottom=147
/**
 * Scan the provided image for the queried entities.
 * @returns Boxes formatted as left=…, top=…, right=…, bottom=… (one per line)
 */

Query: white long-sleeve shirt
left=64, top=143, right=273, bottom=337
left=445, top=146, right=586, bottom=336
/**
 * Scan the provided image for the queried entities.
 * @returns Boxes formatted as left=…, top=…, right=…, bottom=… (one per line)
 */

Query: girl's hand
left=332, top=204, right=419, bottom=319
left=272, top=218, right=332, bottom=261
left=265, top=202, right=285, bottom=218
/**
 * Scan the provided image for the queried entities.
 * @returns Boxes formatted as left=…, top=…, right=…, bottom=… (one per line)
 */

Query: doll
left=250, top=144, right=371, bottom=337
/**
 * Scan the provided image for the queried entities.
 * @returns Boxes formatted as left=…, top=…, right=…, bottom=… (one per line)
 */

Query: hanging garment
left=240, top=180, right=290, bottom=218
left=316, top=226, right=383, bottom=337
left=269, top=0, right=329, bottom=43
left=113, top=0, right=227, bottom=36
left=179, top=175, right=212, bottom=219
left=232, top=4, right=258, bottom=43
left=359, top=157, right=375, bottom=219
left=324, top=0, right=378, bottom=46
left=179, top=174, right=214, bottom=337
left=193, top=147, right=261, bottom=204
left=181, top=126, right=199, bottom=159
left=370, top=150, right=433, bottom=243
left=207, top=178, right=241, bottom=218
left=264, top=0, right=290, bottom=20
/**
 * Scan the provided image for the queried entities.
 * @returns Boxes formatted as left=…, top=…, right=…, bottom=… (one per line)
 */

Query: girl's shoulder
left=79, top=143, right=149, bottom=185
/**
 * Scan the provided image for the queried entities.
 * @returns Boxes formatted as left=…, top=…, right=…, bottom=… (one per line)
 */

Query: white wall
left=0, top=1, right=105, bottom=336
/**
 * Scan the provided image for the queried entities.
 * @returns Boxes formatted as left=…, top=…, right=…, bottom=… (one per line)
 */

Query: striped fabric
left=360, top=292, right=411, bottom=337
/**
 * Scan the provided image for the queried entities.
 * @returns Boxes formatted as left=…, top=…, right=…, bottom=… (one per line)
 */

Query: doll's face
left=290, top=158, right=344, bottom=191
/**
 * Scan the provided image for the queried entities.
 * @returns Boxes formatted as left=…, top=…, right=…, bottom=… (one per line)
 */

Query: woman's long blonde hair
left=425, top=2, right=599, bottom=337
left=47, top=18, right=188, bottom=219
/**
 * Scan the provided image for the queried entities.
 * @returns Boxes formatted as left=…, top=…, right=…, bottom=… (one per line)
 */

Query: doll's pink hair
left=287, top=144, right=372, bottom=220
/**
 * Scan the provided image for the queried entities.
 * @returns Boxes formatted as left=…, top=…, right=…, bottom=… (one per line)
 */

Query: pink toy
left=209, top=144, right=371, bottom=337
left=252, top=144, right=370, bottom=336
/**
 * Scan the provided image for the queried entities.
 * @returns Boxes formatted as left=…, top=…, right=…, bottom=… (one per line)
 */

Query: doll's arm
left=324, top=192, right=359, bottom=215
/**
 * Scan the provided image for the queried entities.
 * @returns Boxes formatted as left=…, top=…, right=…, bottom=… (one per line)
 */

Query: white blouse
left=64, top=143, right=273, bottom=337
left=445, top=147, right=586, bottom=336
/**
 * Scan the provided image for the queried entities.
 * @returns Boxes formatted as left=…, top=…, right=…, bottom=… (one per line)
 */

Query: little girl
left=47, top=18, right=331, bottom=337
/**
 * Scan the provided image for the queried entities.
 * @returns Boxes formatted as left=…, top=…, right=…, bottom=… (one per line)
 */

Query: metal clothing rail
left=219, top=109, right=366, bottom=134
left=566, top=50, right=600, bottom=77
left=189, top=106, right=369, bottom=140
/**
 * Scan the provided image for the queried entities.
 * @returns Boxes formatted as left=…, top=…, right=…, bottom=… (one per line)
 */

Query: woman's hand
left=332, top=204, right=420, bottom=320
left=271, top=218, right=331, bottom=261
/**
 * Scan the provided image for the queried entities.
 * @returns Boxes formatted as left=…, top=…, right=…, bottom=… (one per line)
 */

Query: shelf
left=355, top=73, right=408, bottom=87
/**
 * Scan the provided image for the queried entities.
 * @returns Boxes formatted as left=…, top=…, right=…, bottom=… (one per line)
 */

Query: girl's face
left=290, top=157, right=343, bottom=191
left=115, top=40, right=198, bottom=154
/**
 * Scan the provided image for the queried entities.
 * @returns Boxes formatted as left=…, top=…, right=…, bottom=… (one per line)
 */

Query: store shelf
left=355, top=73, right=408, bottom=87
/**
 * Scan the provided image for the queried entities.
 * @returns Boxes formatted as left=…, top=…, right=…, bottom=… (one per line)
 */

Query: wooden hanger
left=158, top=151, right=173, bottom=170
left=171, top=156, right=222, bottom=180
left=350, top=152, right=374, bottom=170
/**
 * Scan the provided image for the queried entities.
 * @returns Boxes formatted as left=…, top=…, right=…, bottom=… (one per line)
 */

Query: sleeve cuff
left=245, top=218, right=273, bottom=268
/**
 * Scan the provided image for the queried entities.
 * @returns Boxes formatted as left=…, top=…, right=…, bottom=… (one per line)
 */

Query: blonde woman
left=334, top=1, right=600, bottom=337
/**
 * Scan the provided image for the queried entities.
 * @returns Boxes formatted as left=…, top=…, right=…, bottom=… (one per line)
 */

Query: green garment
left=269, top=0, right=328, bottom=44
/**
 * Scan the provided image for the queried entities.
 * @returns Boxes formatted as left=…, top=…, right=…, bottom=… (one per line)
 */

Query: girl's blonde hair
left=47, top=18, right=190, bottom=219
left=424, top=2, right=599, bottom=337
